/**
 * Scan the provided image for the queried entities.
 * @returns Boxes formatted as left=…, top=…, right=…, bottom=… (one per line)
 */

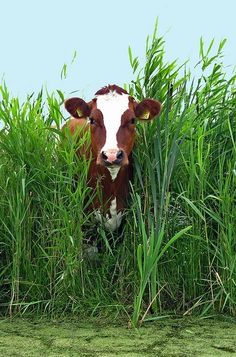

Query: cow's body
left=63, top=85, right=161, bottom=231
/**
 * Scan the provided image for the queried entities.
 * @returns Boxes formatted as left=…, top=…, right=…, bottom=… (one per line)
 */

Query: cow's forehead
left=96, top=91, right=129, bottom=115
left=96, top=91, right=130, bottom=151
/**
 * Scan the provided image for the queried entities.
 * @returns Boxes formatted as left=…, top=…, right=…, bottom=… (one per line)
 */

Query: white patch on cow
left=105, top=198, right=122, bottom=231
left=107, top=166, right=120, bottom=181
left=96, top=91, right=129, bottom=152
left=94, top=198, right=122, bottom=231
left=94, top=210, right=103, bottom=223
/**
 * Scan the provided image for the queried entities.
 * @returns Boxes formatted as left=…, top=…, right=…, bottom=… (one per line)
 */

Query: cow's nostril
left=116, top=150, right=124, bottom=161
left=101, top=151, right=108, bottom=161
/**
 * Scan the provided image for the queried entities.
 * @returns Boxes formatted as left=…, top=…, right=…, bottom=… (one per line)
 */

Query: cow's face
left=64, top=85, right=161, bottom=173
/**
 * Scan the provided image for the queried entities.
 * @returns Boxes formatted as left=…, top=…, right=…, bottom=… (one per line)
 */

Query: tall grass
left=0, top=23, right=235, bottom=325
left=127, top=24, right=236, bottom=324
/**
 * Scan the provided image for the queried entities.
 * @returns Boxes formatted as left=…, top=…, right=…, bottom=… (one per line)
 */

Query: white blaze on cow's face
left=96, top=91, right=129, bottom=172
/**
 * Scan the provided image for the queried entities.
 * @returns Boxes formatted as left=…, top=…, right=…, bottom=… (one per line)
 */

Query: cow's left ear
left=64, top=97, right=91, bottom=119
left=134, top=99, right=162, bottom=121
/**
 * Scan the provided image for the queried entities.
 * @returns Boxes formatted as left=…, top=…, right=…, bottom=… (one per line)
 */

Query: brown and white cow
left=63, top=85, right=161, bottom=231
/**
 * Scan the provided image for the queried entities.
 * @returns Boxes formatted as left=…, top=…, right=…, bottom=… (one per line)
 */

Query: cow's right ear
left=64, top=97, right=91, bottom=118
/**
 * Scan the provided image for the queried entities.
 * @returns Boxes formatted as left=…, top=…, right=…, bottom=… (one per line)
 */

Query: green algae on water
left=0, top=317, right=236, bottom=356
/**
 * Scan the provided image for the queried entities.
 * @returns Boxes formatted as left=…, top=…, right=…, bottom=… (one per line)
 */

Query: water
left=0, top=317, right=235, bottom=356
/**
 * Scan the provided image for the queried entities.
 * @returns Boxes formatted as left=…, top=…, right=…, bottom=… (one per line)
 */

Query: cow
left=63, top=84, right=162, bottom=232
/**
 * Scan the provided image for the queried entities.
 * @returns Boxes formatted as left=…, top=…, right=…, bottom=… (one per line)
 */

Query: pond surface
left=0, top=317, right=235, bottom=356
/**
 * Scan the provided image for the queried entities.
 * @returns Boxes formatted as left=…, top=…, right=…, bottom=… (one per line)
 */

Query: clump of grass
left=0, top=86, right=96, bottom=315
left=127, top=21, right=236, bottom=324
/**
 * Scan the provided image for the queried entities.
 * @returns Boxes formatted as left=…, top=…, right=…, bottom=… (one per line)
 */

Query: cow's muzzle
left=100, top=149, right=125, bottom=166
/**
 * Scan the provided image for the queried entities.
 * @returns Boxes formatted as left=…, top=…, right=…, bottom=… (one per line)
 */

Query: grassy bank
left=0, top=24, right=235, bottom=326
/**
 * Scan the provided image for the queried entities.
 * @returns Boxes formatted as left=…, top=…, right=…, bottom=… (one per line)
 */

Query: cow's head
left=65, top=85, right=161, bottom=170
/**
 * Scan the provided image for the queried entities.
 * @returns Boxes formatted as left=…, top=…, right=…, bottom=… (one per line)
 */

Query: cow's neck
left=88, top=158, right=132, bottom=211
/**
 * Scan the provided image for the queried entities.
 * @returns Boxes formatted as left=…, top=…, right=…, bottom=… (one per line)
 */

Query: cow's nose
left=101, top=151, right=108, bottom=162
left=101, top=150, right=124, bottom=166
left=115, top=150, right=124, bottom=164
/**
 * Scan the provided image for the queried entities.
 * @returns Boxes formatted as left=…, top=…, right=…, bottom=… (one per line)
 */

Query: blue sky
left=1, top=0, right=236, bottom=100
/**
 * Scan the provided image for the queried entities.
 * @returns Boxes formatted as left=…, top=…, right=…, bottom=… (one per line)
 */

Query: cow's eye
left=89, top=117, right=96, bottom=125
left=130, top=118, right=136, bottom=124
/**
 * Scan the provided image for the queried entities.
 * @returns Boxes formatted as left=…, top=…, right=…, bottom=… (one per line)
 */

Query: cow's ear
left=134, top=99, right=162, bottom=121
left=64, top=97, right=91, bottom=118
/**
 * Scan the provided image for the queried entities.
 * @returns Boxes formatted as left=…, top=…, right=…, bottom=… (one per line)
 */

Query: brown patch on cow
left=95, top=84, right=128, bottom=96
left=86, top=105, right=106, bottom=163
left=128, top=96, right=137, bottom=111
left=120, top=109, right=135, bottom=127
left=61, top=118, right=88, bottom=135
left=61, top=118, right=91, bottom=159
left=90, top=127, right=106, bottom=163
left=89, top=108, right=104, bottom=127
left=116, top=109, right=136, bottom=164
